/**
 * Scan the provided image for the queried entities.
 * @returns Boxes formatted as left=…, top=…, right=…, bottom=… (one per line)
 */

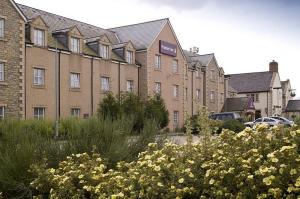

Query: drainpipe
left=55, top=40, right=59, bottom=138
left=58, top=51, right=61, bottom=118
left=24, top=45, right=27, bottom=119
left=118, top=61, right=121, bottom=102
left=191, top=70, right=194, bottom=115
left=202, top=67, right=207, bottom=107
left=90, top=57, right=94, bottom=116
left=137, top=66, right=140, bottom=96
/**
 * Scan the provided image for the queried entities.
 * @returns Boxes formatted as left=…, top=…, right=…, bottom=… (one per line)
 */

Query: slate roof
left=286, top=100, right=300, bottom=112
left=17, top=3, right=119, bottom=43
left=228, top=71, right=273, bottom=93
left=222, top=97, right=249, bottom=112
left=184, top=50, right=214, bottom=67
left=109, top=19, right=168, bottom=50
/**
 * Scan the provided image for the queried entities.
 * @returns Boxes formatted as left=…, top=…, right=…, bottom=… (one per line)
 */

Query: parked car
left=244, top=117, right=282, bottom=127
left=209, top=112, right=242, bottom=121
left=270, top=116, right=294, bottom=127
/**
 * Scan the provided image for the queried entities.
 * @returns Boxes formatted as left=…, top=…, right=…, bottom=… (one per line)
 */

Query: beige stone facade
left=1, top=1, right=228, bottom=130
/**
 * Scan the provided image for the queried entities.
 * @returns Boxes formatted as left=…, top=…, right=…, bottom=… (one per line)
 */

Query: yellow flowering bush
left=31, top=125, right=300, bottom=198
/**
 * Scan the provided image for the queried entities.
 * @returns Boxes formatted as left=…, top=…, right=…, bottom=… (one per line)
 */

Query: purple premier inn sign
left=159, top=40, right=177, bottom=57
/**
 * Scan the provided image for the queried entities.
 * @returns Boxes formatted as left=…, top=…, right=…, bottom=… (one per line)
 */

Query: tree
left=97, top=92, right=120, bottom=120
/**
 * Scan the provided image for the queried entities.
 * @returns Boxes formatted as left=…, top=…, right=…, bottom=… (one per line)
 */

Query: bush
left=31, top=124, right=300, bottom=198
left=145, top=95, right=169, bottom=129
left=0, top=117, right=159, bottom=198
left=219, top=119, right=245, bottom=133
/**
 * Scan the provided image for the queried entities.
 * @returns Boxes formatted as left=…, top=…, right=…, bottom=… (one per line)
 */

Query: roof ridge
left=228, top=71, right=271, bottom=75
left=16, top=3, right=115, bottom=34
left=109, top=18, right=169, bottom=30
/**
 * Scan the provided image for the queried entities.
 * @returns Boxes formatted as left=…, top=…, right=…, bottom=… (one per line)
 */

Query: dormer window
left=100, top=44, right=109, bottom=59
left=126, top=50, right=134, bottom=64
left=0, top=18, right=4, bottom=38
left=34, top=28, right=45, bottom=46
left=70, top=37, right=80, bottom=53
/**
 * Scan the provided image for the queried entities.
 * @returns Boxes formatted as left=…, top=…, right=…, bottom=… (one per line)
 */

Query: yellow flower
left=178, top=178, right=184, bottom=184
left=157, top=182, right=163, bottom=187
left=247, top=175, right=254, bottom=180
left=295, top=177, right=300, bottom=187
left=290, top=169, right=297, bottom=175
left=271, top=157, right=279, bottom=163
left=154, top=166, right=161, bottom=172
left=263, top=175, right=275, bottom=186
left=187, top=159, right=194, bottom=164
left=189, top=173, right=194, bottom=178
left=209, top=179, right=215, bottom=185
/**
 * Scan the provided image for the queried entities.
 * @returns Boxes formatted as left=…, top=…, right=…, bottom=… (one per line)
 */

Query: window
left=247, top=93, right=259, bottom=102
left=173, top=111, right=179, bottom=126
left=172, top=59, right=178, bottom=73
left=127, top=80, right=134, bottom=92
left=173, top=85, right=179, bottom=98
left=210, top=91, right=215, bottom=102
left=196, top=89, right=201, bottom=100
left=155, top=55, right=161, bottom=69
left=126, top=50, right=134, bottom=64
left=195, top=70, right=200, bottom=78
left=220, top=93, right=224, bottom=103
left=0, top=107, right=4, bottom=119
left=0, top=63, right=4, bottom=81
left=0, top=18, right=4, bottom=38
left=33, top=68, right=45, bottom=86
left=34, top=107, right=45, bottom=119
left=70, top=37, right=80, bottom=53
left=70, top=73, right=80, bottom=88
left=210, top=70, right=215, bottom=81
left=34, top=29, right=45, bottom=46
left=185, top=87, right=188, bottom=100
left=71, top=108, right=80, bottom=117
left=100, top=44, right=109, bottom=59
left=155, top=82, right=161, bottom=94
left=101, top=77, right=110, bottom=91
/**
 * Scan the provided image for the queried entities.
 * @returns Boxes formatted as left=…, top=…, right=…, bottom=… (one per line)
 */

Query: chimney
left=269, top=60, right=278, bottom=73
left=190, top=47, right=199, bottom=54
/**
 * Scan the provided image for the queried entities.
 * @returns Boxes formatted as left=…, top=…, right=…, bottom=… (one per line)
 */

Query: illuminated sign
left=159, top=40, right=177, bottom=57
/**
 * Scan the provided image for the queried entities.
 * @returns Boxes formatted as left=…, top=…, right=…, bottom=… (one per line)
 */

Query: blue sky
left=17, top=0, right=300, bottom=97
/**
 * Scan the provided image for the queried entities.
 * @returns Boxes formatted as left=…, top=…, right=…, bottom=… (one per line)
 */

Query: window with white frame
left=126, top=50, right=134, bottom=64
left=210, top=70, right=215, bottom=81
left=0, top=18, right=4, bottom=38
left=0, top=63, right=4, bottom=81
left=101, top=77, right=110, bottom=91
left=100, top=44, right=109, bottom=59
left=247, top=93, right=259, bottom=102
left=210, top=91, right=215, bottom=102
left=34, top=28, right=45, bottom=46
left=155, top=55, right=161, bottom=69
left=155, top=82, right=161, bottom=94
left=196, top=89, right=201, bottom=100
left=33, top=68, right=45, bottom=86
left=173, top=85, right=179, bottom=98
left=34, top=107, right=45, bottom=119
left=127, top=80, right=134, bottom=92
left=70, top=37, right=80, bottom=53
left=0, top=106, right=4, bottom=119
left=71, top=108, right=80, bottom=117
left=70, top=73, right=80, bottom=88
left=172, top=59, right=178, bottom=73
left=220, top=93, right=224, bottom=103
left=173, top=111, right=179, bottom=126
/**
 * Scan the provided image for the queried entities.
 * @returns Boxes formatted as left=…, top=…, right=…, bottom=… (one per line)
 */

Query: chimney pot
left=269, top=60, right=278, bottom=73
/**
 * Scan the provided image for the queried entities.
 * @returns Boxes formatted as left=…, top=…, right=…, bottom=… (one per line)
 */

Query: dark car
left=209, top=112, right=242, bottom=121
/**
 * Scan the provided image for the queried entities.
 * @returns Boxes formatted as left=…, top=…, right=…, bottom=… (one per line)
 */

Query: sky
left=16, top=0, right=300, bottom=98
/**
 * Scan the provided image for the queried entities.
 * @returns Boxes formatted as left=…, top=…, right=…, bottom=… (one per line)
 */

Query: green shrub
left=145, top=95, right=169, bottom=129
left=97, top=92, right=121, bottom=120
left=219, top=119, right=245, bottom=133
left=31, top=125, right=300, bottom=198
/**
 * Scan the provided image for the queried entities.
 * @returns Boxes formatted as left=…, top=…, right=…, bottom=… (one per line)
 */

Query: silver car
left=244, top=117, right=282, bottom=127
left=270, top=116, right=294, bottom=127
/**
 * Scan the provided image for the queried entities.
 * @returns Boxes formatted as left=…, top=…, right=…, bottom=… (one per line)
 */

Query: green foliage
left=219, top=119, right=246, bottom=133
left=31, top=125, right=300, bottom=198
left=294, top=116, right=300, bottom=126
left=145, top=95, right=169, bottom=129
left=0, top=117, right=159, bottom=198
left=97, top=93, right=169, bottom=130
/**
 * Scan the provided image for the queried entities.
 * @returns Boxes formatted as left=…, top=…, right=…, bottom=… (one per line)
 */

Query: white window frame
left=70, top=73, right=80, bottom=88
left=34, top=107, right=45, bottom=119
left=155, top=82, right=161, bottom=94
left=0, top=63, right=4, bottom=81
left=173, top=85, right=179, bottom=98
left=70, top=37, right=80, bottom=53
left=173, top=111, right=179, bottom=126
left=0, top=18, right=4, bottom=38
left=196, top=89, right=201, bottom=100
left=210, top=90, right=215, bottom=102
left=34, top=28, right=45, bottom=46
left=126, top=50, right=134, bottom=64
left=101, top=76, right=110, bottom=92
left=127, top=80, right=134, bottom=92
left=0, top=106, right=4, bottom=119
left=71, top=108, right=80, bottom=117
left=33, top=68, right=45, bottom=86
left=100, top=44, right=109, bottom=59
left=172, top=59, right=178, bottom=73
left=155, top=55, right=161, bottom=69
left=210, top=70, right=215, bottom=81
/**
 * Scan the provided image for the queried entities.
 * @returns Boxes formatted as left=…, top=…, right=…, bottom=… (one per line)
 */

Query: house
left=281, top=79, right=295, bottom=112
left=285, top=100, right=300, bottom=119
left=227, top=61, right=283, bottom=118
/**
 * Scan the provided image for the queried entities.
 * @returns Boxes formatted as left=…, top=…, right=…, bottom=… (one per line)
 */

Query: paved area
left=164, top=133, right=201, bottom=145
